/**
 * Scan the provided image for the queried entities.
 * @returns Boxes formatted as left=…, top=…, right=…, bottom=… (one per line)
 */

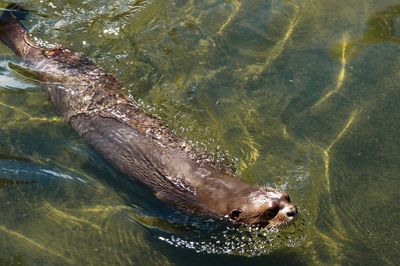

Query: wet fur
left=0, top=4, right=298, bottom=228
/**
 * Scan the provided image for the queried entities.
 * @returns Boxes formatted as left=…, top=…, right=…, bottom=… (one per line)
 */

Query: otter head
left=228, top=187, right=298, bottom=230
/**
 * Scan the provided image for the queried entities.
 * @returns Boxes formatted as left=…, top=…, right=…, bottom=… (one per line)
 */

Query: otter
left=0, top=4, right=298, bottom=229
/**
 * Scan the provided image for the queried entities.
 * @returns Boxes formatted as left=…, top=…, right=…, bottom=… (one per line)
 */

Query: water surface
left=0, top=0, right=399, bottom=265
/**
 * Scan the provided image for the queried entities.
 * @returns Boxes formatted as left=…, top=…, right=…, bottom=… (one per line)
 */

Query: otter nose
left=283, top=205, right=298, bottom=218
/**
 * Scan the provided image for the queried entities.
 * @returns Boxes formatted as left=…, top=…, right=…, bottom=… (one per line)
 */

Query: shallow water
left=0, top=0, right=399, bottom=265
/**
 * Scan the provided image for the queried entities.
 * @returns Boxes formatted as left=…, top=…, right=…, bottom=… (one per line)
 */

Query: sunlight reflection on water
left=0, top=0, right=399, bottom=265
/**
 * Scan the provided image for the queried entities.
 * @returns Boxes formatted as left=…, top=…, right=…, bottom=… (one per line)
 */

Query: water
left=0, top=0, right=399, bottom=265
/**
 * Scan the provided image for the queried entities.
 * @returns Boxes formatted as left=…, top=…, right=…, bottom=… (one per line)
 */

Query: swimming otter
left=0, top=4, right=298, bottom=229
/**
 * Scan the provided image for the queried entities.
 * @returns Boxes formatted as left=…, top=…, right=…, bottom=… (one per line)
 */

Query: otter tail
left=0, top=3, right=43, bottom=60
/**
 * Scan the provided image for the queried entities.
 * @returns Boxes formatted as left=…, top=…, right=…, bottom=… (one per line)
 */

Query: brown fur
left=0, top=5, right=298, bottom=228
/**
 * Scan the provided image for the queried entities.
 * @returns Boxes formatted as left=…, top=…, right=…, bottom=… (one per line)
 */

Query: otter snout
left=227, top=188, right=299, bottom=229
left=281, top=204, right=299, bottom=218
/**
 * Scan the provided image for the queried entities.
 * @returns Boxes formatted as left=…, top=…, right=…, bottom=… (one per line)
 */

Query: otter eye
left=265, top=206, right=279, bottom=219
left=229, top=209, right=242, bottom=221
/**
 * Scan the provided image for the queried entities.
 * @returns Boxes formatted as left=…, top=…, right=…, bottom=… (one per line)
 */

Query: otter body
left=0, top=4, right=298, bottom=228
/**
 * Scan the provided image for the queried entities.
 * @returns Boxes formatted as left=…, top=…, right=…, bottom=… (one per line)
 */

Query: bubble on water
left=103, top=26, right=120, bottom=36
left=155, top=214, right=309, bottom=256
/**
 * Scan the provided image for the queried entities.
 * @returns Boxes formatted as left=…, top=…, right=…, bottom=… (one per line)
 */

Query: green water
left=0, top=0, right=399, bottom=265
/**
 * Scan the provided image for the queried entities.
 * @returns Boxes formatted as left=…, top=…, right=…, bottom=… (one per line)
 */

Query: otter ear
left=229, top=209, right=242, bottom=221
